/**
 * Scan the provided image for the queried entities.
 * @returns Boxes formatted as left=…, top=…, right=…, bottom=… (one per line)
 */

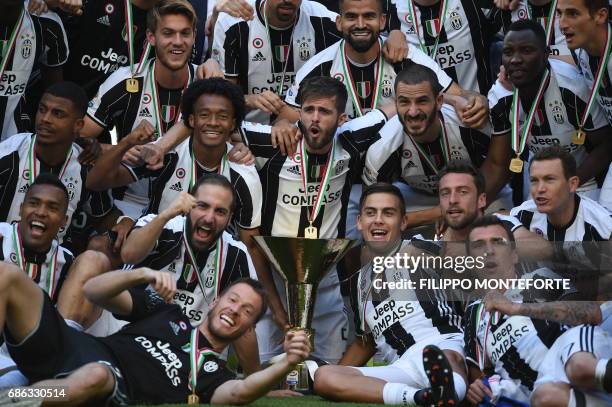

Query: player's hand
left=382, top=30, right=409, bottom=63
left=110, top=217, right=135, bottom=254
left=165, top=191, right=197, bottom=218
left=214, top=0, right=254, bottom=20
left=497, top=66, right=513, bottom=91
left=283, top=330, right=311, bottom=365
left=483, top=291, right=517, bottom=316
left=143, top=268, right=176, bottom=302
left=75, top=137, right=102, bottom=166
left=122, top=145, right=146, bottom=167
left=458, top=94, right=489, bottom=129
left=126, top=121, right=156, bottom=147
left=54, top=0, right=83, bottom=15
left=246, top=92, right=285, bottom=115
left=271, top=119, right=300, bottom=156
left=140, top=143, right=165, bottom=170
left=196, top=58, right=224, bottom=79
left=228, top=142, right=255, bottom=165
left=28, top=0, right=48, bottom=15
left=466, top=379, right=493, bottom=405
left=493, top=0, right=521, bottom=10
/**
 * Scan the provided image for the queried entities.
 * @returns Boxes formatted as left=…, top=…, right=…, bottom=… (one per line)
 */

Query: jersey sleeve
left=123, top=286, right=177, bottom=321
left=488, top=81, right=513, bottom=135
left=338, top=108, right=388, bottom=152
left=37, top=11, right=69, bottom=67
left=232, top=167, right=262, bottom=229
left=362, top=118, right=404, bottom=185
left=124, top=153, right=169, bottom=182
left=87, top=189, right=115, bottom=218
left=494, top=213, right=523, bottom=233
left=212, top=15, right=243, bottom=78
left=239, top=121, right=277, bottom=159
left=195, top=360, right=236, bottom=403
left=87, top=67, right=132, bottom=129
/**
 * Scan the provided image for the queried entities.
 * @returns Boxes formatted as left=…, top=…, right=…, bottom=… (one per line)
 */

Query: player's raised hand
left=140, top=143, right=165, bottom=170
left=47, top=0, right=83, bottom=15
left=483, top=291, right=517, bottom=316
left=165, top=191, right=197, bottom=218
left=271, top=119, right=300, bottom=156
left=214, top=0, right=254, bottom=20
left=283, top=330, right=311, bottom=365
left=126, top=121, right=156, bottom=147
left=196, top=59, right=224, bottom=79
left=143, top=268, right=176, bottom=303
left=228, top=142, right=255, bottom=165
left=493, top=0, right=521, bottom=10
left=459, top=94, right=489, bottom=129
left=382, top=30, right=409, bottom=63
left=246, top=91, right=285, bottom=115
left=27, top=0, right=48, bottom=15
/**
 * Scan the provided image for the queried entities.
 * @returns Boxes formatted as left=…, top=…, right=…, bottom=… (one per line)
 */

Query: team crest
left=21, top=38, right=32, bottom=59
left=382, top=79, right=393, bottom=98
left=252, top=38, right=264, bottom=49
left=142, top=93, right=152, bottom=104
left=203, top=361, right=218, bottom=372
left=449, top=11, right=463, bottom=30
left=424, top=18, right=441, bottom=37
left=274, top=45, right=290, bottom=63
left=402, top=149, right=412, bottom=159
left=104, top=3, right=114, bottom=14
left=162, top=105, right=177, bottom=123
left=22, top=169, right=30, bottom=180
left=336, top=160, right=345, bottom=174
left=293, top=153, right=302, bottom=163
left=450, top=145, right=462, bottom=159
left=205, top=269, right=215, bottom=288
left=356, top=81, right=371, bottom=99
left=297, top=37, right=312, bottom=61
left=550, top=101, right=565, bottom=124
left=176, top=168, right=185, bottom=179
left=517, top=6, right=528, bottom=20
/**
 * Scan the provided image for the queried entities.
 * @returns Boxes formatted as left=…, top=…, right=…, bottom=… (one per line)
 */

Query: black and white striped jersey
left=345, top=239, right=463, bottom=363
left=1, top=9, right=69, bottom=140
left=387, top=0, right=494, bottom=94
left=363, top=104, right=491, bottom=195
left=0, top=222, right=73, bottom=302
left=464, top=269, right=569, bottom=401
left=133, top=214, right=257, bottom=325
left=284, top=37, right=452, bottom=119
left=240, top=110, right=387, bottom=238
left=212, top=0, right=340, bottom=123
left=126, top=139, right=262, bottom=230
left=0, top=133, right=113, bottom=243
left=61, top=0, right=150, bottom=99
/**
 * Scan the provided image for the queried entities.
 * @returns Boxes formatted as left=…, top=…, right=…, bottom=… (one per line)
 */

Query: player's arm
left=275, top=104, right=300, bottom=124
left=405, top=206, right=443, bottom=229
left=579, top=125, right=612, bottom=186
left=210, top=330, right=311, bottom=405
left=339, top=336, right=376, bottom=366
left=232, top=327, right=261, bottom=375
left=121, top=192, right=196, bottom=264
left=480, top=134, right=512, bottom=206
left=86, top=121, right=155, bottom=191
left=83, top=268, right=176, bottom=316
left=445, top=86, right=489, bottom=129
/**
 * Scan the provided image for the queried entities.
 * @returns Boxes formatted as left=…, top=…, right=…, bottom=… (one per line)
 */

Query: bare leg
left=56, top=251, right=110, bottom=329
left=314, top=365, right=386, bottom=403
left=34, top=363, right=115, bottom=406
left=531, top=382, right=571, bottom=407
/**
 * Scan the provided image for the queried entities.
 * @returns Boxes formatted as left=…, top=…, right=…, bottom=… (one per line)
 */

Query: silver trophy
left=253, top=236, right=355, bottom=391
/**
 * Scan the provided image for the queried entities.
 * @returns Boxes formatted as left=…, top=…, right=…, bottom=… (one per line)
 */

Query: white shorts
left=84, top=310, right=128, bottom=337
left=353, top=333, right=464, bottom=388
left=256, top=269, right=348, bottom=363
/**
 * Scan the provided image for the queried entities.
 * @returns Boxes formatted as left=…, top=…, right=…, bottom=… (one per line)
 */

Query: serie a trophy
left=253, top=236, right=355, bottom=391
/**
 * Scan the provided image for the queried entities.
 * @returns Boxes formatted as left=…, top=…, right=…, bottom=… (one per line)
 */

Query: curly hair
left=180, top=78, right=246, bottom=130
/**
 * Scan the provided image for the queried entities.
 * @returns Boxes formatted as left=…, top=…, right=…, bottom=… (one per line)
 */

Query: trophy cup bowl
left=253, top=236, right=356, bottom=391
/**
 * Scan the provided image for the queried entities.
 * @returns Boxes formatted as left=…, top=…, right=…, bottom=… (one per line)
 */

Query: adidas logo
left=139, top=107, right=152, bottom=117
left=169, top=182, right=182, bottom=191
left=18, top=184, right=29, bottom=193
left=169, top=321, right=180, bottom=336
left=96, top=15, right=110, bottom=26
left=287, top=165, right=300, bottom=175
left=251, top=51, right=266, bottom=62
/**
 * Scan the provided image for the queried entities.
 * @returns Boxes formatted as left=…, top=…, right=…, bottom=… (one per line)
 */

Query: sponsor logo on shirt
left=139, top=107, right=152, bottom=118
left=169, top=181, right=183, bottom=192
left=97, top=15, right=111, bottom=26
left=134, top=336, right=183, bottom=386
left=433, top=44, right=472, bottom=69
left=370, top=299, right=415, bottom=339
left=251, top=51, right=266, bottom=62
left=80, top=47, right=128, bottom=75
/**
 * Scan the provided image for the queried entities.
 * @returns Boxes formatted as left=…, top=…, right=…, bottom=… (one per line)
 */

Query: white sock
left=64, top=318, right=84, bottom=332
left=595, top=358, right=610, bottom=392
left=453, top=372, right=467, bottom=401
left=383, top=382, right=418, bottom=406
left=600, top=302, right=612, bottom=334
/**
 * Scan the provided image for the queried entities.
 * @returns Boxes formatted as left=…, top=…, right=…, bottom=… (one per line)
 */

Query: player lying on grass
left=0, top=263, right=310, bottom=405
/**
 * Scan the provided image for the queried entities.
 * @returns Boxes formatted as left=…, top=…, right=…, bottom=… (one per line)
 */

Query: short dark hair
left=338, top=0, right=383, bottom=14
left=466, top=215, right=515, bottom=253
left=506, top=19, right=547, bottom=52
left=181, top=78, right=246, bottom=130
left=359, top=183, right=406, bottom=216
left=528, top=146, right=577, bottom=179
left=147, top=0, right=197, bottom=32
left=583, top=0, right=608, bottom=16
left=394, top=63, right=443, bottom=96
left=220, top=278, right=268, bottom=322
left=297, top=76, right=348, bottom=113
left=192, top=173, right=237, bottom=213
left=26, top=173, right=70, bottom=214
left=44, top=81, right=88, bottom=117
left=438, top=162, right=486, bottom=195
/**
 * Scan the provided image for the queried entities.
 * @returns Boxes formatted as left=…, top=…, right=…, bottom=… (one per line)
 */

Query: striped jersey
left=133, top=214, right=257, bottom=326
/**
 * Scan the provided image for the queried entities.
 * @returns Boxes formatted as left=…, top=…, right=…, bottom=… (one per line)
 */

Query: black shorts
left=4, top=293, right=129, bottom=405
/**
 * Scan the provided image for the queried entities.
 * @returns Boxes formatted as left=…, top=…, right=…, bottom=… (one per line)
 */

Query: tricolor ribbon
left=407, top=0, right=448, bottom=58
left=406, top=117, right=450, bottom=175
left=124, top=0, right=152, bottom=77
left=188, top=144, right=228, bottom=193
left=183, top=221, right=224, bottom=303
left=525, top=0, right=558, bottom=46
left=0, top=8, right=25, bottom=79
left=298, top=137, right=335, bottom=228
left=340, top=39, right=385, bottom=117
left=475, top=302, right=501, bottom=371
left=27, top=134, right=73, bottom=185
left=188, top=329, right=220, bottom=394
left=510, top=69, right=550, bottom=157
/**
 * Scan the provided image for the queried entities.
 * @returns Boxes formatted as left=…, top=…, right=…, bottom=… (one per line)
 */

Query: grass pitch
left=138, top=395, right=380, bottom=406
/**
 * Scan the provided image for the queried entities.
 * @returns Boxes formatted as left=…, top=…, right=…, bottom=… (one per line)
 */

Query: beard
left=399, top=108, right=438, bottom=137
left=344, top=29, right=379, bottom=53
left=445, top=208, right=479, bottom=231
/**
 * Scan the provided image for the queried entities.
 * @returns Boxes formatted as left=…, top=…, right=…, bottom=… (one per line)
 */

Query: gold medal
left=572, top=129, right=586, bottom=145
left=126, top=78, right=139, bottom=93
left=509, top=157, right=523, bottom=173
left=187, top=393, right=200, bottom=404
left=304, top=225, right=318, bottom=239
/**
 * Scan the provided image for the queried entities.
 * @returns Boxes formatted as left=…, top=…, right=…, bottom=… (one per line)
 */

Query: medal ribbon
left=261, top=0, right=297, bottom=96
left=188, top=329, right=220, bottom=393
left=183, top=221, right=224, bottom=301
left=28, top=135, right=74, bottom=185
left=340, top=38, right=385, bottom=117
left=125, top=0, right=152, bottom=77
left=475, top=302, right=501, bottom=370
left=0, top=8, right=25, bottom=79
left=510, top=69, right=550, bottom=157
left=525, top=0, right=558, bottom=46
left=407, top=0, right=448, bottom=58
left=188, top=144, right=228, bottom=192
left=578, top=25, right=612, bottom=131
left=12, top=224, right=59, bottom=298
left=407, top=118, right=450, bottom=175
left=298, top=137, right=335, bottom=226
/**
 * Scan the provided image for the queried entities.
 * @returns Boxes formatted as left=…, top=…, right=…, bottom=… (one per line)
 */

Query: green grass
left=136, top=395, right=382, bottom=406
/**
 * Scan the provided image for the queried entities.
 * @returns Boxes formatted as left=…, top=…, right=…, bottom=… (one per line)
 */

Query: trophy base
left=285, top=362, right=310, bottom=392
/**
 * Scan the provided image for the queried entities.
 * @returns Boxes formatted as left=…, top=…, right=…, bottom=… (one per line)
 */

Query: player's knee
left=73, top=250, right=111, bottom=279
left=566, top=353, right=596, bottom=387
left=86, top=235, right=112, bottom=256
left=313, top=365, right=346, bottom=397
left=531, top=383, right=569, bottom=407
left=78, top=363, right=114, bottom=392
